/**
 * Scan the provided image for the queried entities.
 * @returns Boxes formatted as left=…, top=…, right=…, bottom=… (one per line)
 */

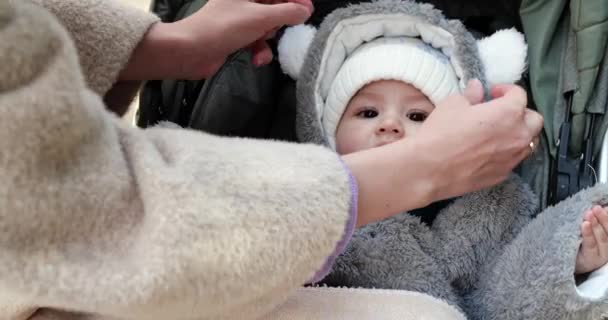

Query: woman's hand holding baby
left=415, top=80, right=543, bottom=203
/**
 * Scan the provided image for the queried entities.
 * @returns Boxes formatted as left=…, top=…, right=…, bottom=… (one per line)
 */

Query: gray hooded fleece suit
left=278, top=1, right=608, bottom=319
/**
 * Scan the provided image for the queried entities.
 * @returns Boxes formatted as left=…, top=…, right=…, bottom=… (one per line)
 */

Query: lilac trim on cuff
left=307, top=159, right=358, bottom=284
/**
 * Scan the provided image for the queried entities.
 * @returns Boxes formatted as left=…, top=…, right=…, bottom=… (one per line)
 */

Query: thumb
left=463, top=79, right=483, bottom=104
left=490, top=84, right=515, bottom=99
left=260, top=1, right=313, bottom=27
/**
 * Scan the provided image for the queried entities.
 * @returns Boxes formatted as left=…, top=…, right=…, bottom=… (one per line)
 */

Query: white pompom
left=477, top=28, right=528, bottom=86
left=277, top=24, right=317, bottom=80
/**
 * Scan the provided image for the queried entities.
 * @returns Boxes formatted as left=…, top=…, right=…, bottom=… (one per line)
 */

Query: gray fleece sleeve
left=0, top=2, right=354, bottom=319
left=464, top=184, right=608, bottom=320
left=430, top=175, right=538, bottom=292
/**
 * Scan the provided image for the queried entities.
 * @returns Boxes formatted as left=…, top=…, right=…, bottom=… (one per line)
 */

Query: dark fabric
left=409, top=198, right=456, bottom=226
left=309, top=0, right=523, bottom=31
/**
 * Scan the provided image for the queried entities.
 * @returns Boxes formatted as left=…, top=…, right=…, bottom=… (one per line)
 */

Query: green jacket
left=519, top=0, right=608, bottom=205
left=521, top=0, right=608, bottom=157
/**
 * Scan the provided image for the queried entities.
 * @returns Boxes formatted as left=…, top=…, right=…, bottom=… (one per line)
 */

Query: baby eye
left=356, top=109, right=379, bottom=118
left=407, top=111, right=428, bottom=122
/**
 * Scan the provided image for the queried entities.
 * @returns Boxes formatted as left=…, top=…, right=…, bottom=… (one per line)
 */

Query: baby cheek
left=336, top=136, right=361, bottom=155
left=404, top=122, right=423, bottom=137
left=336, top=128, right=368, bottom=154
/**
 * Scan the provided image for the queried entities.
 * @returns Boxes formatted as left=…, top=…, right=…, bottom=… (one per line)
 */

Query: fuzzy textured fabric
left=25, top=287, right=467, bottom=320
left=26, top=0, right=160, bottom=114
left=261, top=287, right=466, bottom=320
left=477, top=28, right=527, bottom=86
left=0, top=292, right=36, bottom=320
left=321, top=175, right=538, bottom=309
left=27, top=0, right=159, bottom=97
left=278, top=24, right=318, bottom=80
left=322, top=178, right=608, bottom=320
left=0, top=1, right=356, bottom=319
left=294, top=1, right=608, bottom=319
left=464, top=185, right=608, bottom=320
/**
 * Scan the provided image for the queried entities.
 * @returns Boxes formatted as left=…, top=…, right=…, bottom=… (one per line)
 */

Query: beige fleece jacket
left=0, top=0, right=354, bottom=319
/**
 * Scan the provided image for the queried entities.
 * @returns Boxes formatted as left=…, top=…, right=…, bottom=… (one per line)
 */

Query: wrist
left=342, top=138, right=440, bottom=227
left=119, top=21, right=191, bottom=81
left=392, top=138, right=439, bottom=208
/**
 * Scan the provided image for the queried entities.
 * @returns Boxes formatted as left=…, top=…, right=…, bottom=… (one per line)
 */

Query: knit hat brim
left=323, top=37, right=460, bottom=148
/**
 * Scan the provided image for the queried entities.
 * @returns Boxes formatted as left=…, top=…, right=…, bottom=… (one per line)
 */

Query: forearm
left=118, top=21, right=197, bottom=81
left=342, top=138, right=437, bottom=227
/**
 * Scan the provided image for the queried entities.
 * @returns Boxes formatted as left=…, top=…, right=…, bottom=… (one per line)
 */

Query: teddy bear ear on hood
left=477, top=28, right=528, bottom=87
left=277, top=24, right=527, bottom=86
left=277, top=24, right=317, bottom=80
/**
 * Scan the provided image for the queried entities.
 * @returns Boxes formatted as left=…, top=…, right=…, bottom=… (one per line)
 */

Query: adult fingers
left=263, top=28, right=280, bottom=40
left=511, top=143, right=535, bottom=168
left=484, top=85, right=542, bottom=138
left=285, top=0, right=314, bottom=14
left=526, top=136, right=541, bottom=156
left=524, top=109, right=544, bottom=137
left=486, top=84, right=528, bottom=109
left=248, top=40, right=273, bottom=66
left=463, top=79, right=484, bottom=104
left=257, top=0, right=314, bottom=14
left=257, top=0, right=313, bottom=28
left=490, top=84, right=521, bottom=99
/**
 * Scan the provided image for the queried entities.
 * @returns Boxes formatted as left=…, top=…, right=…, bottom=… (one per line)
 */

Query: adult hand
left=174, top=0, right=313, bottom=76
left=416, top=80, right=544, bottom=201
left=120, top=0, right=313, bottom=81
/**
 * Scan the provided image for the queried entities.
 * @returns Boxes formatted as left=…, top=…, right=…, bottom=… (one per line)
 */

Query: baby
left=278, top=2, right=608, bottom=316
left=339, top=77, right=608, bottom=273
left=330, top=41, right=608, bottom=275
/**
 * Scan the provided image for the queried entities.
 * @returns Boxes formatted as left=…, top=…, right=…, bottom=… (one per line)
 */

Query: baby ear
left=277, top=24, right=317, bottom=80
left=477, top=28, right=528, bottom=86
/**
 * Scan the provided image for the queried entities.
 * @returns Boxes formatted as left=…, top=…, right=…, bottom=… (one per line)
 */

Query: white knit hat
left=323, top=36, right=461, bottom=148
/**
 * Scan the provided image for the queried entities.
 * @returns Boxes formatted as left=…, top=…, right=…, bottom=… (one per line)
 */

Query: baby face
left=335, top=80, right=434, bottom=155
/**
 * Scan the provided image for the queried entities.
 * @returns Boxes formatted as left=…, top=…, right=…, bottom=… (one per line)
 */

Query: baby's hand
left=575, top=206, right=608, bottom=274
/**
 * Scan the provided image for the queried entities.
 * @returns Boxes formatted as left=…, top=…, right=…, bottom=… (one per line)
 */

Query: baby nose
left=377, top=119, right=404, bottom=137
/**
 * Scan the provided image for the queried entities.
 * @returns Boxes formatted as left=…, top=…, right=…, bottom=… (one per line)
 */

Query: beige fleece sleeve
left=0, top=2, right=352, bottom=319
left=27, top=0, right=159, bottom=97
